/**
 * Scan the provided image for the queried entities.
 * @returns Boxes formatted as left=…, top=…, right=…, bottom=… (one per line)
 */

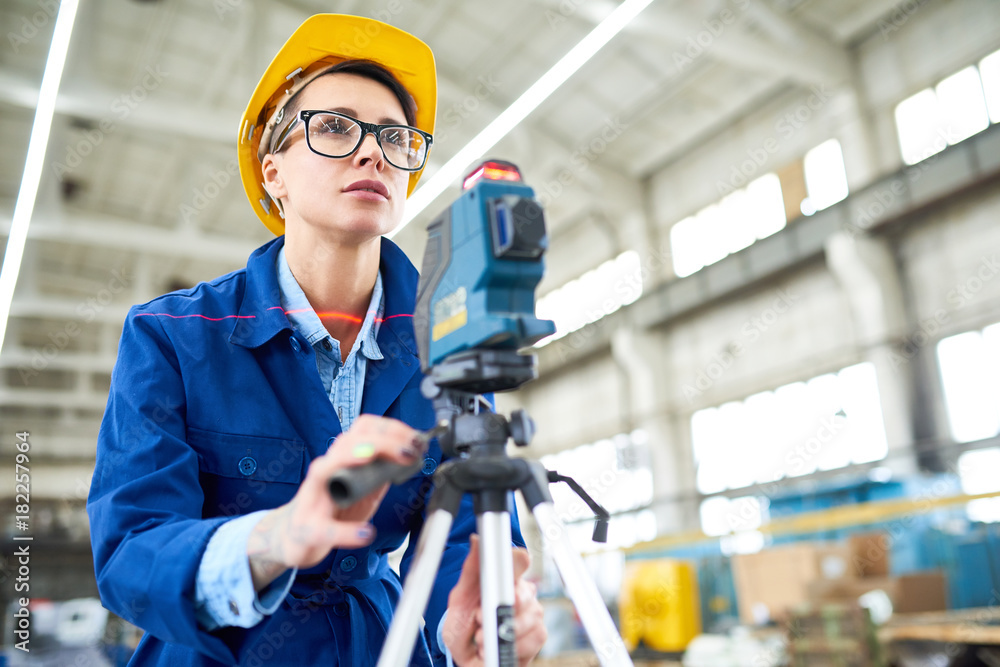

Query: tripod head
left=324, top=159, right=635, bottom=667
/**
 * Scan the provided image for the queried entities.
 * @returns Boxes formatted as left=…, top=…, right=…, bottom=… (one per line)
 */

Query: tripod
left=374, top=349, right=635, bottom=667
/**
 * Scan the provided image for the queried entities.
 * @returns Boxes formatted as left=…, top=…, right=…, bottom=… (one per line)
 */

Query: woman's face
left=263, top=72, right=411, bottom=243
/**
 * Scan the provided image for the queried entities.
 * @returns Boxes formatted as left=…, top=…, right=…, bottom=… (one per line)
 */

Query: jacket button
left=289, top=336, right=301, bottom=352
left=421, top=457, right=437, bottom=475
left=333, top=602, right=349, bottom=617
left=340, top=555, right=358, bottom=572
left=238, top=456, right=257, bottom=476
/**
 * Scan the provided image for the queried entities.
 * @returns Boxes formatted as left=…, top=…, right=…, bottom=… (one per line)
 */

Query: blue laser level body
left=415, top=160, right=556, bottom=372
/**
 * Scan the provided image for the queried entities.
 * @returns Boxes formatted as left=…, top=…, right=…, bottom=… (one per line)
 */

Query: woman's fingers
left=298, top=416, right=425, bottom=504
left=310, top=519, right=377, bottom=550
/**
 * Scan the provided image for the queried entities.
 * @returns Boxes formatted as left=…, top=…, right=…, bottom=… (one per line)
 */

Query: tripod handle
left=327, top=426, right=447, bottom=506
left=328, top=458, right=424, bottom=506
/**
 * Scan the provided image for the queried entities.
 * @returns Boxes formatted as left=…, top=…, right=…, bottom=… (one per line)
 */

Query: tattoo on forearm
left=247, top=506, right=291, bottom=590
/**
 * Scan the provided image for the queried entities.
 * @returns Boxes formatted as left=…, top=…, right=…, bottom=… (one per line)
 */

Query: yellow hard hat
left=237, top=14, right=437, bottom=236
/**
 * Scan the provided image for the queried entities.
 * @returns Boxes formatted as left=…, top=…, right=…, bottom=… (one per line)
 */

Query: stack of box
left=731, top=541, right=854, bottom=624
left=731, top=533, right=949, bottom=625
left=785, top=602, right=885, bottom=667
left=809, top=532, right=948, bottom=615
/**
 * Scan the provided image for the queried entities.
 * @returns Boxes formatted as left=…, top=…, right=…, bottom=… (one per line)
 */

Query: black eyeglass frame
left=270, top=109, right=433, bottom=172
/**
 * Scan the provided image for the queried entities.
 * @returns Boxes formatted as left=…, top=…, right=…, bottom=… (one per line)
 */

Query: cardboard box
left=808, top=571, right=947, bottom=614
left=732, top=542, right=854, bottom=625
left=847, top=532, right=890, bottom=578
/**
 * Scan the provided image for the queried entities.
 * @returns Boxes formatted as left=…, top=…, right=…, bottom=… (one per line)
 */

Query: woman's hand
left=442, top=535, right=547, bottom=666
left=246, top=415, right=423, bottom=590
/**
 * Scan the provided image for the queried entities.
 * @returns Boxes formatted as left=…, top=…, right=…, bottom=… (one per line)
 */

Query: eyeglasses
left=271, top=110, right=433, bottom=172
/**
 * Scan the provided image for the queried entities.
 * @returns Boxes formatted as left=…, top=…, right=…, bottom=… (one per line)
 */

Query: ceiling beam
left=0, top=70, right=237, bottom=144
left=8, top=296, right=129, bottom=325
left=0, top=388, right=108, bottom=411
left=538, top=0, right=849, bottom=87
left=0, top=211, right=258, bottom=263
left=0, top=348, right=117, bottom=373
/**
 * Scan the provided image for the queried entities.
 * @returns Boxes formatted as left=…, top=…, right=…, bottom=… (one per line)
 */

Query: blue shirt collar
left=276, top=246, right=384, bottom=362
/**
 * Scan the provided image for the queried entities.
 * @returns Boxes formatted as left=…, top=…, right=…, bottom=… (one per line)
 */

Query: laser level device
left=329, top=159, right=633, bottom=667
left=414, top=159, right=555, bottom=390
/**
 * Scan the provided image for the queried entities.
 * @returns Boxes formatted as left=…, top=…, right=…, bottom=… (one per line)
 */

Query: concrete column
left=825, top=231, right=918, bottom=476
left=611, top=326, right=696, bottom=535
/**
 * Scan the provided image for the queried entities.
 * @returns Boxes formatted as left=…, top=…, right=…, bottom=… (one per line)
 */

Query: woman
left=87, top=14, right=545, bottom=666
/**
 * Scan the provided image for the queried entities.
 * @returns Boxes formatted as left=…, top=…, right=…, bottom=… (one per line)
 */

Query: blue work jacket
left=87, top=236, right=522, bottom=666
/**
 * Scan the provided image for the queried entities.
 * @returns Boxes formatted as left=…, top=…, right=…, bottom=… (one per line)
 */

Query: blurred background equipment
left=620, top=559, right=701, bottom=656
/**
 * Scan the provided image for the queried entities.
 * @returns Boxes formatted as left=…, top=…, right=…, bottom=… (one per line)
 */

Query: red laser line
left=267, top=306, right=414, bottom=323
left=140, top=308, right=416, bottom=323
left=135, top=313, right=255, bottom=321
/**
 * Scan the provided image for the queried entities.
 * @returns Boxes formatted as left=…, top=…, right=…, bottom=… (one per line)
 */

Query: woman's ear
left=261, top=154, right=287, bottom=199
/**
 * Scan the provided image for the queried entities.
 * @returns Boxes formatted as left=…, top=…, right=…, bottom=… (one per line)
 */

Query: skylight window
left=692, top=363, right=889, bottom=494
left=802, top=139, right=849, bottom=214
left=981, top=49, right=1000, bottom=123
left=958, top=447, right=1000, bottom=523
left=895, top=63, right=993, bottom=165
left=936, top=67, right=990, bottom=143
left=670, top=173, right=785, bottom=278
left=536, top=250, right=642, bottom=345
left=937, top=323, right=1000, bottom=443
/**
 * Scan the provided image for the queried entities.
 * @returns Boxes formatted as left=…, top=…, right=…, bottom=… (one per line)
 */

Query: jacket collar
left=229, top=234, right=420, bottom=360
left=229, top=236, right=291, bottom=348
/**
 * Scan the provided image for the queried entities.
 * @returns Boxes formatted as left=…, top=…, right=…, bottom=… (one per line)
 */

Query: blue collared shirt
left=193, top=246, right=385, bottom=630
left=276, top=245, right=385, bottom=432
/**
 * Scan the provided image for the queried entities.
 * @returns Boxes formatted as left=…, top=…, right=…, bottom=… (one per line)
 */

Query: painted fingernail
left=353, top=442, right=375, bottom=459
left=357, top=526, right=374, bottom=539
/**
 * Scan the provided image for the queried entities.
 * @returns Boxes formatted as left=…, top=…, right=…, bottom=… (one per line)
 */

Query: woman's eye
left=320, top=120, right=350, bottom=134
left=383, top=130, right=407, bottom=147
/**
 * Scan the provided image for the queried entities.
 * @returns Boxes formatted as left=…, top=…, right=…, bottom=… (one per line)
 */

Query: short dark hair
left=273, top=60, right=418, bottom=153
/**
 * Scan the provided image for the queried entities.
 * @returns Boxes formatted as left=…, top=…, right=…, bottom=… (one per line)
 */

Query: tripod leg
left=532, top=502, right=634, bottom=667
left=377, top=508, right=454, bottom=667
left=478, top=511, right=517, bottom=667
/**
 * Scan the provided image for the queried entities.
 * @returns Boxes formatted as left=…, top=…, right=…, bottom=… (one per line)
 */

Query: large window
left=535, top=250, right=642, bottom=346
left=801, top=138, right=849, bottom=215
left=670, top=173, right=785, bottom=278
left=539, top=430, right=655, bottom=553
left=895, top=48, right=1000, bottom=165
left=691, top=362, right=889, bottom=495
left=958, top=447, right=1000, bottom=523
left=937, top=323, right=1000, bottom=443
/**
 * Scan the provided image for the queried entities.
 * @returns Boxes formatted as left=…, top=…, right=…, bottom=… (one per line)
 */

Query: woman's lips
left=344, top=179, right=389, bottom=201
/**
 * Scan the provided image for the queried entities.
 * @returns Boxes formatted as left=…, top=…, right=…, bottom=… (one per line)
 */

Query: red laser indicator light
left=462, top=160, right=522, bottom=190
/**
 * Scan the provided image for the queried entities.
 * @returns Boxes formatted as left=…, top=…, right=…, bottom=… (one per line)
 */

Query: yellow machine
left=620, top=559, right=702, bottom=653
